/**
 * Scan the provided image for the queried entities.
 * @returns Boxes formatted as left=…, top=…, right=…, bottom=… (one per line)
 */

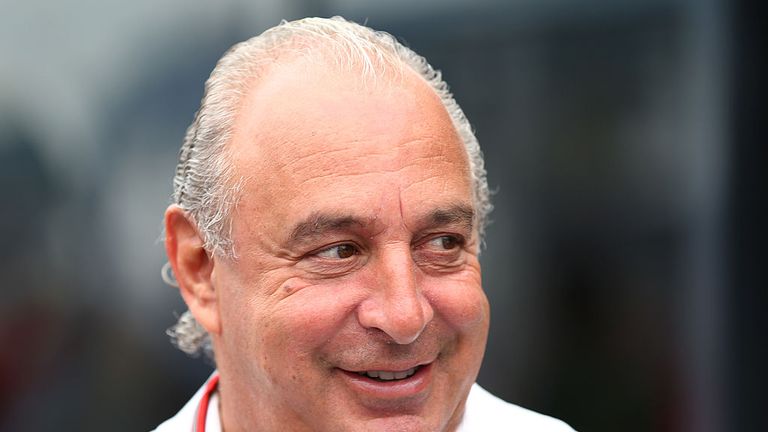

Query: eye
left=314, top=243, right=359, bottom=259
left=414, top=234, right=467, bottom=271
left=426, top=235, right=463, bottom=250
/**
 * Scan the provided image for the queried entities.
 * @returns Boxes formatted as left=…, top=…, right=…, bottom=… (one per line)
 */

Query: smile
left=338, top=362, right=433, bottom=403
left=356, top=366, right=420, bottom=381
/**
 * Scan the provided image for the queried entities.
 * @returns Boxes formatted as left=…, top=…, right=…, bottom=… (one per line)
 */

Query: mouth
left=355, top=366, right=421, bottom=382
left=337, top=362, right=433, bottom=402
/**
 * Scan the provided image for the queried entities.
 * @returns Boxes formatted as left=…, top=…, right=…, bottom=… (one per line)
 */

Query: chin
left=354, top=415, right=437, bottom=432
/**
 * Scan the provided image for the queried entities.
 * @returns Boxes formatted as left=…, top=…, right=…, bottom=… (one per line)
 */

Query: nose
left=356, top=246, right=435, bottom=345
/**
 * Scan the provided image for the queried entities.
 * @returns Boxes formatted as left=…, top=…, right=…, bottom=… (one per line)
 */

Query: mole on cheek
left=282, top=283, right=295, bottom=294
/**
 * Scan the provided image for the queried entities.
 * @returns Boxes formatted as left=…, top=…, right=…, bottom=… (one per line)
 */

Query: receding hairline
left=225, top=36, right=420, bottom=132
left=216, top=41, right=460, bottom=193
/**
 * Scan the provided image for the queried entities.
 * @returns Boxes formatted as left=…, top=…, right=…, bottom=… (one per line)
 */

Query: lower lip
left=338, top=363, right=432, bottom=401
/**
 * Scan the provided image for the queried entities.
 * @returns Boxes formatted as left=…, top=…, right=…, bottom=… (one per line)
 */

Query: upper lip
left=341, top=360, right=433, bottom=373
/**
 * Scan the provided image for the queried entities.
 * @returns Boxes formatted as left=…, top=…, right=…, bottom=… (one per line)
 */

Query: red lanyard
left=195, top=374, right=220, bottom=432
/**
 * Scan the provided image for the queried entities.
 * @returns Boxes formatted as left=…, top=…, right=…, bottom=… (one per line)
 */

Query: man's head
left=164, top=17, right=492, bottom=432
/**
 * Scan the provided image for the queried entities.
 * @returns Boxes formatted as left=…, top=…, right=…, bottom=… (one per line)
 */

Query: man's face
left=211, top=60, right=489, bottom=432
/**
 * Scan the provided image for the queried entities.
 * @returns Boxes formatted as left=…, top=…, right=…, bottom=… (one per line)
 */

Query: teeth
left=358, top=367, right=418, bottom=381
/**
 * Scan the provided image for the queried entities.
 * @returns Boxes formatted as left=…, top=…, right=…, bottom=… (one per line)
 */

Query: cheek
left=263, top=282, right=362, bottom=357
left=424, top=272, right=489, bottom=334
left=252, top=285, right=363, bottom=399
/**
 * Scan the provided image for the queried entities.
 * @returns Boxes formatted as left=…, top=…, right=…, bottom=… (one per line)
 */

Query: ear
left=164, top=205, right=221, bottom=335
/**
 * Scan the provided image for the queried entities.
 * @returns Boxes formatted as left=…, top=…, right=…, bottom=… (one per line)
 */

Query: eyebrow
left=287, top=212, right=367, bottom=245
left=425, top=204, right=475, bottom=232
left=286, top=203, right=476, bottom=245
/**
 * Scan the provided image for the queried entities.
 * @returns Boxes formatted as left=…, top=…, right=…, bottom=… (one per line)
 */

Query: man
left=154, top=16, right=574, bottom=432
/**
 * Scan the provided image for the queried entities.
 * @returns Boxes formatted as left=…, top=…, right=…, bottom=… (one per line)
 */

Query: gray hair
left=167, top=16, right=492, bottom=357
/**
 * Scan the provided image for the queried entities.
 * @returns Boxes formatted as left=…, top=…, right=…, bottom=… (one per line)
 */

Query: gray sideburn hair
left=166, top=16, right=492, bottom=358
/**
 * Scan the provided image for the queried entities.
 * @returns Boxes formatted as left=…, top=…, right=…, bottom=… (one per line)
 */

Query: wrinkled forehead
left=225, top=53, right=473, bottom=228
left=230, top=52, right=468, bottom=171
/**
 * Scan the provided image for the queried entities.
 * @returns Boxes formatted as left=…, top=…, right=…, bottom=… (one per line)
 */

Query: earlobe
left=164, top=205, right=221, bottom=335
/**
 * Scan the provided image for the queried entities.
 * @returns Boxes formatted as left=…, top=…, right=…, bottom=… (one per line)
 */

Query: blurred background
left=1, top=0, right=764, bottom=431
